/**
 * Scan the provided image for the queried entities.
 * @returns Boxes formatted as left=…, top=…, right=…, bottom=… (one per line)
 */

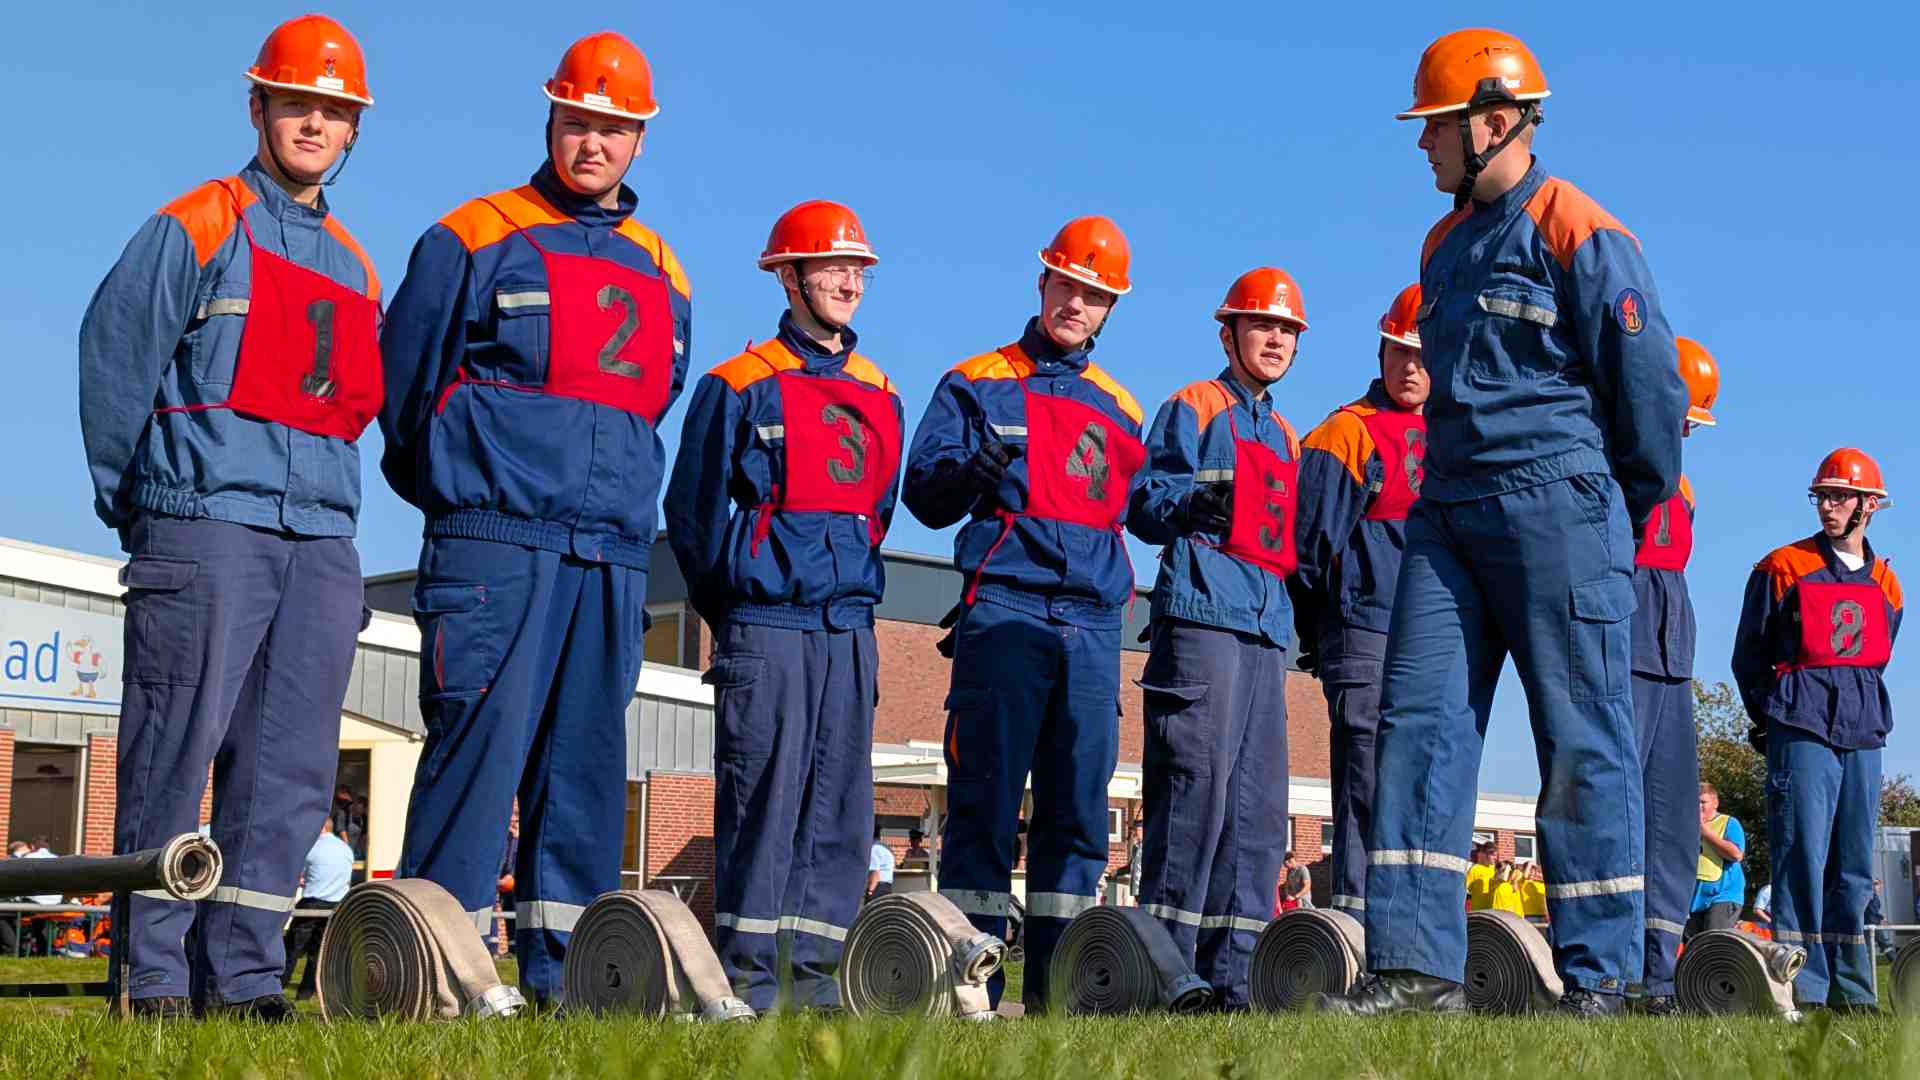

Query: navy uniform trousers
left=110, top=515, right=361, bottom=1006
left=397, top=537, right=645, bottom=1005
left=708, top=621, right=877, bottom=1012
left=1767, top=721, right=1881, bottom=1007
left=938, top=596, right=1121, bottom=1012
left=1322, top=627, right=1387, bottom=917
left=1365, top=475, right=1645, bottom=992
left=1631, top=671, right=1697, bottom=996
left=1136, top=620, right=1289, bottom=1007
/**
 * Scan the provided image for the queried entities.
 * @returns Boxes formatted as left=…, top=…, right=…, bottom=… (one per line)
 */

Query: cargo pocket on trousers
left=942, top=686, right=990, bottom=782
left=705, top=653, right=771, bottom=764
left=1767, top=768, right=1794, bottom=854
left=1568, top=577, right=1635, bottom=702
left=120, top=555, right=202, bottom=685
left=1137, top=681, right=1212, bottom=776
left=413, top=583, right=505, bottom=698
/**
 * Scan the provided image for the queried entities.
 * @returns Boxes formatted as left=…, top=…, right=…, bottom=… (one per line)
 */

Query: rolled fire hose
left=561, top=890, right=754, bottom=1020
left=838, top=892, right=1004, bottom=1019
left=1676, top=928, right=1805, bottom=1019
left=1248, top=908, right=1364, bottom=1012
left=1050, top=905, right=1214, bottom=1015
left=1463, top=910, right=1562, bottom=1014
left=1892, top=936, right=1920, bottom=1013
left=0, top=833, right=221, bottom=901
left=317, top=879, right=526, bottom=1021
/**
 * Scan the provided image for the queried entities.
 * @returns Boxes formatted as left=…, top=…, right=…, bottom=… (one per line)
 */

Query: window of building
left=643, top=604, right=692, bottom=667
left=1513, top=833, right=1537, bottom=862
left=876, top=814, right=921, bottom=838
left=1108, top=808, right=1125, bottom=842
left=1319, top=820, right=1335, bottom=855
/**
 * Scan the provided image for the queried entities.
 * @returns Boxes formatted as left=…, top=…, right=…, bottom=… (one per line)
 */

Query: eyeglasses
left=809, top=266, right=875, bottom=289
left=1809, top=491, right=1860, bottom=507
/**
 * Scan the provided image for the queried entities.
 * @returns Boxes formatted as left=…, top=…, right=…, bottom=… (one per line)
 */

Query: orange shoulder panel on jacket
left=1302, top=400, right=1377, bottom=486
left=159, top=177, right=252, bottom=267
left=1758, top=539, right=1828, bottom=602
left=1677, top=474, right=1695, bottom=509
left=709, top=339, right=803, bottom=394
left=842, top=353, right=894, bottom=394
left=1873, top=560, right=1904, bottom=611
left=1523, top=177, right=1639, bottom=271
left=1275, top=413, right=1300, bottom=459
left=321, top=216, right=380, bottom=301
left=953, top=345, right=1034, bottom=382
left=437, top=186, right=570, bottom=252
left=1420, top=207, right=1471, bottom=272
left=1171, top=380, right=1234, bottom=433
left=616, top=219, right=693, bottom=299
left=1081, top=362, right=1144, bottom=426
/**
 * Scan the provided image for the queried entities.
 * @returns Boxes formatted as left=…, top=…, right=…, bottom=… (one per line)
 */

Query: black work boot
left=1311, top=972, right=1468, bottom=1016
left=204, top=992, right=299, bottom=1022
left=1641, top=993, right=1680, bottom=1017
left=123, top=995, right=192, bottom=1020
left=1556, top=987, right=1626, bottom=1017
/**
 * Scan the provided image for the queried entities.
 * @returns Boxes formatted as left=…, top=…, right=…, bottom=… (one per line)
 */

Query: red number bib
left=481, top=198, right=674, bottom=422
left=1351, top=406, right=1426, bottom=523
left=197, top=180, right=382, bottom=440
left=1634, top=488, right=1694, bottom=571
left=1792, top=580, right=1893, bottom=669
left=1219, top=411, right=1298, bottom=578
left=1022, top=386, right=1146, bottom=529
left=773, top=367, right=900, bottom=542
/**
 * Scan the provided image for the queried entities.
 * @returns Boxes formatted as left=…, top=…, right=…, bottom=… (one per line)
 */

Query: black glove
left=966, top=440, right=1022, bottom=495
left=1185, top=482, right=1233, bottom=534
left=1746, top=724, right=1767, bottom=755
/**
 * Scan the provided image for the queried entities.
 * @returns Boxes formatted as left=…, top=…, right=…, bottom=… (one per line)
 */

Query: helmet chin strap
left=1452, top=90, right=1541, bottom=209
left=1037, top=272, right=1116, bottom=345
left=257, top=89, right=359, bottom=190
left=788, top=263, right=846, bottom=334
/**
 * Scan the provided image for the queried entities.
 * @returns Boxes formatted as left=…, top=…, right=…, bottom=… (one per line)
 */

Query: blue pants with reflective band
left=1137, top=621, right=1289, bottom=1007
left=939, top=597, right=1121, bottom=1012
left=1632, top=672, right=1697, bottom=995
left=709, top=621, right=876, bottom=1012
left=109, top=516, right=360, bottom=1005
left=1325, top=670, right=1383, bottom=916
left=397, top=537, right=645, bottom=1004
left=1364, top=475, right=1644, bottom=992
left=1766, top=721, right=1881, bottom=1006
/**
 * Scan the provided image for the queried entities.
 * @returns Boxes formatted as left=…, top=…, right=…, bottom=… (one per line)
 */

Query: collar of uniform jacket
left=775, top=310, right=859, bottom=373
left=1813, top=531, right=1879, bottom=580
left=236, top=156, right=332, bottom=222
left=1364, top=378, right=1416, bottom=414
left=1017, top=316, right=1093, bottom=373
left=528, top=160, right=639, bottom=228
left=1211, top=367, right=1272, bottom=416
left=1470, top=157, right=1547, bottom=219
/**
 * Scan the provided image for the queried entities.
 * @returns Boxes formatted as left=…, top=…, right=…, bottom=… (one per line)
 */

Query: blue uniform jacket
left=79, top=159, right=380, bottom=542
left=1732, top=534, right=1903, bottom=750
left=1294, top=381, right=1418, bottom=677
left=1126, top=371, right=1297, bottom=648
left=665, top=314, right=903, bottom=632
left=1418, top=161, right=1685, bottom=524
left=903, top=319, right=1144, bottom=627
left=1632, top=476, right=1697, bottom=679
left=378, top=164, right=691, bottom=569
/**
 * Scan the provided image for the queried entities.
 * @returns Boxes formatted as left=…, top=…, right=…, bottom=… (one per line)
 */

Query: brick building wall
left=0, top=728, right=12, bottom=847
left=644, top=772, right=718, bottom=928
left=82, top=734, right=115, bottom=856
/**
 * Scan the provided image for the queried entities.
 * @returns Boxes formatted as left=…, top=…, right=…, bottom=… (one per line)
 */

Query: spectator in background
left=1687, top=783, right=1745, bottom=938
left=1751, top=881, right=1774, bottom=928
left=1465, top=843, right=1496, bottom=912
left=1867, top=879, right=1891, bottom=959
left=1521, top=863, right=1549, bottom=924
left=330, top=785, right=355, bottom=837
left=1492, top=861, right=1526, bottom=917
left=866, top=826, right=895, bottom=903
left=1278, top=852, right=1312, bottom=913
left=282, top=819, right=354, bottom=999
left=348, top=797, right=369, bottom=858
left=490, top=820, right=519, bottom=953
left=22, top=839, right=60, bottom=907
left=1125, top=819, right=1144, bottom=896
left=902, top=830, right=931, bottom=871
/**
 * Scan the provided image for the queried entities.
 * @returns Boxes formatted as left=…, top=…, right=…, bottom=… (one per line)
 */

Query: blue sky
left=5, top=3, right=1918, bottom=794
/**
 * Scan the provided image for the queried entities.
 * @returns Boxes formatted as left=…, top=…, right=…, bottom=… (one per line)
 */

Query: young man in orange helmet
left=1317, top=29, right=1687, bottom=1018
left=904, top=217, right=1146, bottom=1012
left=1293, top=284, right=1429, bottom=918
left=1126, top=268, right=1309, bottom=1008
left=1633, top=337, right=1718, bottom=1015
left=1733, top=449, right=1902, bottom=1013
left=665, top=201, right=901, bottom=1012
left=379, top=31, right=691, bottom=1008
left=78, top=14, right=381, bottom=1020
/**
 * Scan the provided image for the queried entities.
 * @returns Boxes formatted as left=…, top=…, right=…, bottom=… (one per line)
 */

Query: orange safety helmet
left=758, top=201, right=878, bottom=269
left=1038, top=216, right=1132, bottom=296
left=1810, top=448, right=1891, bottom=502
left=1379, top=283, right=1422, bottom=347
left=244, top=14, right=374, bottom=107
left=1396, top=28, right=1549, bottom=120
left=544, top=32, right=659, bottom=122
left=1676, top=337, right=1719, bottom=428
left=1215, top=267, right=1308, bottom=331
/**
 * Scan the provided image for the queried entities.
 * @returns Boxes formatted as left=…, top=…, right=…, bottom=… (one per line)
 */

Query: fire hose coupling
left=702, top=996, right=757, bottom=1022
left=467, top=984, right=527, bottom=1019
left=950, top=932, right=1006, bottom=986
left=1164, top=973, right=1214, bottom=1012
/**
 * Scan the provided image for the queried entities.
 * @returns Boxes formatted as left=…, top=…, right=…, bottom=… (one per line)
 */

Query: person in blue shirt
left=281, top=819, right=356, bottom=999
left=1686, top=784, right=1745, bottom=937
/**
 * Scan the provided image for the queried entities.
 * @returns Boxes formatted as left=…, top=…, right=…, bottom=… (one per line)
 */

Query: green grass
left=0, top=958, right=1915, bottom=1078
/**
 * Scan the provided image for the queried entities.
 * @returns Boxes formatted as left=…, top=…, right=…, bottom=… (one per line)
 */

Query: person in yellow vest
left=1521, top=862, right=1549, bottom=922
left=1464, top=842, right=1496, bottom=911
left=1686, top=783, right=1745, bottom=937
left=1492, top=861, right=1526, bottom=916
